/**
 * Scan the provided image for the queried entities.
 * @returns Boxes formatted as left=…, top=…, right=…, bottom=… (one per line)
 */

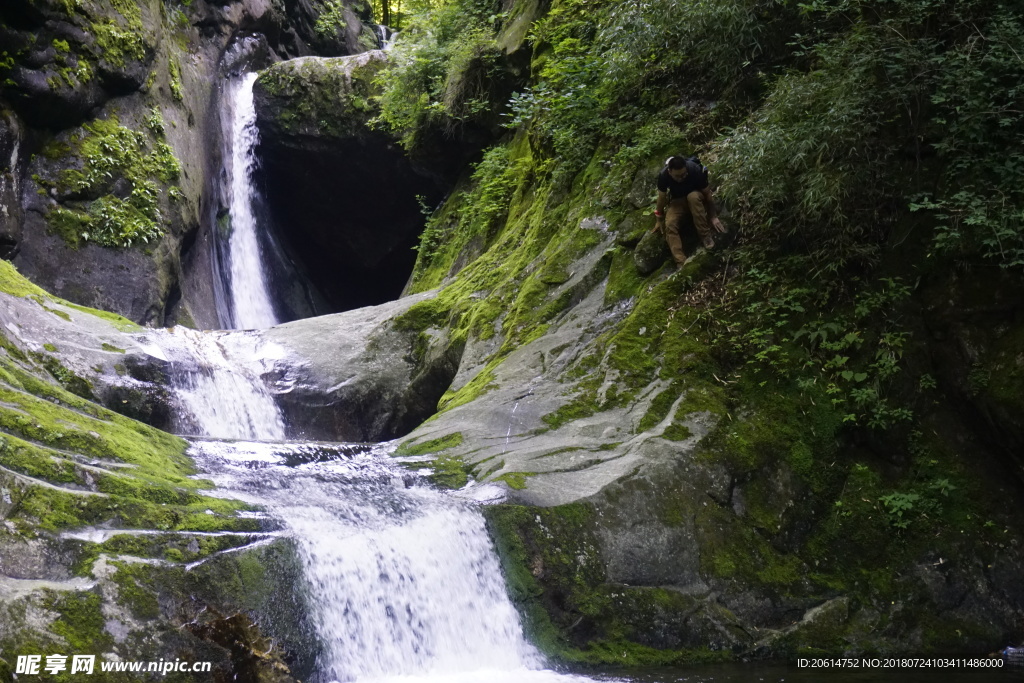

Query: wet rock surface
left=261, top=290, right=462, bottom=441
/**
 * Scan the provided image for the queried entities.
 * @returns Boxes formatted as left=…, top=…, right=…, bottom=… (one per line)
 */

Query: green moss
left=395, top=431, right=464, bottom=456
left=438, top=363, right=499, bottom=412
left=0, top=258, right=137, bottom=332
left=46, top=207, right=88, bottom=248
left=0, top=341, right=254, bottom=538
left=662, top=423, right=692, bottom=441
left=46, top=115, right=181, bottom=249
left=0, top=436, right=81, bottom=485
left=564, top=639, right=732, bottom=667
left=91, top=0, right=148, bottom=68
left=392, top=298, right=451, bottom=332
left=112, top=562, right=160, bottom=619
left=637, top=384, right=681, bottom=433
left=256, top=56, right=386, bottom=138
left=40, top=355, right=95, bottom=399
left=485, top=503, right=723, bottom=664
left=604, top=246, right=650, bottom=304
left=61, top=301, right=142, bottom=331
left=101, top=342, right=126, bottom=353
left=541, top=384, right=601, bottom=430
left=0, top=381, right=188, bottom=475
left=43, top=590, right=113, bottom=652
left=43, top=343, right=58, bottom=352
left=676, top=384, right=728, bottom=416
left=168, top=56, right=184, bottom=101
left=485, top=503, right=602, bottom=657
left=91, top=533, right=257, bottom=567
left=428, top=453, right=473, bottom=489
left=698, top=505, right=804, bottom=589
left=493, top=471, right=536, bottom=489
left=0, top=261, right=50, bottom=298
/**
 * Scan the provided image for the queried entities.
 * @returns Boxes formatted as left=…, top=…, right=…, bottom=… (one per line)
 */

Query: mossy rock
left=634, top=228, right=671, bottom=275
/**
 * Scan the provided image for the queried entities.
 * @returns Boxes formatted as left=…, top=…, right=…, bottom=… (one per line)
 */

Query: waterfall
left=146, top=328, right=610, bottom=682
left=223, top=73, right=279, bottom=330
left=189, top=440, right=604, bottom=683
left=154, top=77, right=615, bottom=677
left=139, top=327, right=286, bottom=440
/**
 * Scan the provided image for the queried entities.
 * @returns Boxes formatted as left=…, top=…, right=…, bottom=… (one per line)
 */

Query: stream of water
left=156, top=322, right=609, bottom=682
left=222, top=73, right=279, bottom=330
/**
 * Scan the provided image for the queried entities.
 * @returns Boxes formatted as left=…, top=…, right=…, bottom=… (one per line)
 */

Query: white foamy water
left=142, top=327, right=286, bottom=440
left=224, top=73, right=278, bottom=329
left=189, top=441, right=615, bottom=683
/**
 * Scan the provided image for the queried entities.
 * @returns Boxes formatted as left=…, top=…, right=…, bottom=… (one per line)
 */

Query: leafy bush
left=911, top=8, right=1024, bottom=267
left=372, top=0, right=505, bottom=148
left=713, top=27, right=897, bottom=275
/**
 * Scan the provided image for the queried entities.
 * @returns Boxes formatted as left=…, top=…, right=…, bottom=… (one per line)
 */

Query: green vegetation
left=43, top=114, right=181, bottom=248
left=256, top=56, right=385, bottom=137
left=371, top=0, right=509, bottom=148
left=394, top=431, right=464, bottom=455
left=428, top=453, right=473, bottom=488
left=370, top=0, right=1024, bottom=660
left=395, top=433, right=474, bottom=487
left=0, top=265, right=254, bottom=543
left=315, top=0, right=350, bottom=38
left=168, top=56, right=184, bottom=101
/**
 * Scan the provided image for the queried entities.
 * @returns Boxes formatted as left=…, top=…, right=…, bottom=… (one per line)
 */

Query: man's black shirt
left=657, top=161, right=709, bottom=199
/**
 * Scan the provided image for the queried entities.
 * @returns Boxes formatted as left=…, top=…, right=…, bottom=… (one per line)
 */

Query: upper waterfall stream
left=222, top=73, right=279, bottom=330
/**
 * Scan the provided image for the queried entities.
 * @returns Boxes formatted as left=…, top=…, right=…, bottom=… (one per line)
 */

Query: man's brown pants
left=664, top=191, right=713, bottom=266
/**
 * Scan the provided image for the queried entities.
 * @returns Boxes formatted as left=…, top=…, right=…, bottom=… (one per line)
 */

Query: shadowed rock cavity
left=253, top=55, right=450, bottom=314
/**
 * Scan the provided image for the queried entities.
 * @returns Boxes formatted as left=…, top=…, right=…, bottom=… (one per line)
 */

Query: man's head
left=666, top=156, right=688, bottom=181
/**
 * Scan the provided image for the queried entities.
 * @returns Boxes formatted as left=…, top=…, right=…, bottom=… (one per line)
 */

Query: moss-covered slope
left=372, top=0, right=1024, bottom=663
left=0, top=261, right=310, bottom=681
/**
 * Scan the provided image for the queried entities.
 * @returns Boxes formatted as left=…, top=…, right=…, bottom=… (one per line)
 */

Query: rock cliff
left=0, top=0, right=377, bottom=327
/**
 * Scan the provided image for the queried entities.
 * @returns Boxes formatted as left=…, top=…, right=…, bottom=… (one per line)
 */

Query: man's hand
left=711, top=216, right=726, bottom=233
left=651, top=216, right=665, bottom=234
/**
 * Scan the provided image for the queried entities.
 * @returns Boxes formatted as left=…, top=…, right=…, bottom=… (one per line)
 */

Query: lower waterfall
left=149, top=328, right=609, bottom=683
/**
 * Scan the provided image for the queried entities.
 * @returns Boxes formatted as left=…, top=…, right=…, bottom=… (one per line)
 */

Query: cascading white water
left=139, top=327, right=286, bottom=440
left=149, top=330, right=612, bottom=682
left=224, top=73, right=279, bottom=330
left=189, top=440, right=607, bottom=683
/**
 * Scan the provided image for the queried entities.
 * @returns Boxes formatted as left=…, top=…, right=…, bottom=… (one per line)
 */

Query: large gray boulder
left=262, top=290, right=464, bottom=441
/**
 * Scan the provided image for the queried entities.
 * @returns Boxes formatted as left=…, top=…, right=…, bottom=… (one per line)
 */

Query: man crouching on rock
left=652, top=156, right=727, bottom=268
